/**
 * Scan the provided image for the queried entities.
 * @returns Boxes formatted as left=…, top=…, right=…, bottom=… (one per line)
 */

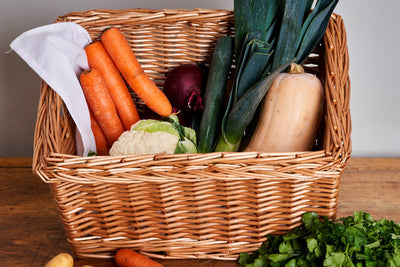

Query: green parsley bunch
left=239, top=212, right=400, bottom=266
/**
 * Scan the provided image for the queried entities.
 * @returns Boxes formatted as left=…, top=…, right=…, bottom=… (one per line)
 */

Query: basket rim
left=35, top=150, right=346, bottom=184
left=55, top=8, right=235, bottom=25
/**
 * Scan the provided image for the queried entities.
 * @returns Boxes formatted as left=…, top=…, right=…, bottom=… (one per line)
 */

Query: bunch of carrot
left=80, top=27, right=172, bottom=155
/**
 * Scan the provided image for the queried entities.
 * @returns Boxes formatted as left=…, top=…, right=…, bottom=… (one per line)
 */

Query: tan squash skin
left=245, top=64, right=324, bottom=153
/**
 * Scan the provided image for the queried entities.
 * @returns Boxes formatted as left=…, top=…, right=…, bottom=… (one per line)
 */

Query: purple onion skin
left=163, top=64, right=204, bottom=119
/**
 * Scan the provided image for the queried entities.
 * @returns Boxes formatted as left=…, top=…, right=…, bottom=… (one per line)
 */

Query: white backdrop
left=1, top=0, right=399, bottom=157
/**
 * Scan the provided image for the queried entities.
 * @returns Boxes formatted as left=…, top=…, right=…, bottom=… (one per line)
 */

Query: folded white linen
left=10, top=22, right=95, bottom=156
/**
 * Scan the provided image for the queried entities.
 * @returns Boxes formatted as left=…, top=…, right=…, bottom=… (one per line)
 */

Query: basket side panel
left=322, top=15, right=352, bottom=164
left=33, top=82, right=76, bottom=176
left=49, top=167, right=341, bottom=259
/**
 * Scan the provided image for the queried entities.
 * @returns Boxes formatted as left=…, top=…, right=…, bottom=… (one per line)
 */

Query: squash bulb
left=245, top=63, right=324, bottom=153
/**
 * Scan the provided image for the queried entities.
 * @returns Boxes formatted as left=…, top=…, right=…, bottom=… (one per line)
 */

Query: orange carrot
left=115, top=249, right=164, bottom=267
left=85, top=41, right=140, bottom=130
left=89, top=109, right=109, bottom=155
left=80, top=68, right=125, bottom=146
left=101, top=27, right=172, bottom=117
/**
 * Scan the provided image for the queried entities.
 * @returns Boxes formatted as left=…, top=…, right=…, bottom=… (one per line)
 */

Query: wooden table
left=1, top=157, right=399, bottom=267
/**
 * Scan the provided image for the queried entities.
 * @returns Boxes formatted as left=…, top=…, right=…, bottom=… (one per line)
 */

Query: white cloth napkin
left=10, top=22, right=96, bottom=156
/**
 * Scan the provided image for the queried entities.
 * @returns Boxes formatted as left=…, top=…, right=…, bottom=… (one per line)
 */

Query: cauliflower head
left=109, top=115, right=197, bottom=156
left=109, top=130, right=179, bottom=156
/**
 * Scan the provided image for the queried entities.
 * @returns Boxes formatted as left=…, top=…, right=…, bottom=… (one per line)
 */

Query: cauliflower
left=109, top=130, right=179, bottom=156
left=109, top=115, right=197, bottom=156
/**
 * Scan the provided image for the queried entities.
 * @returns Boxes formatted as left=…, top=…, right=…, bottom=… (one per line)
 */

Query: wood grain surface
left=1, top=157, right=399, bottom=267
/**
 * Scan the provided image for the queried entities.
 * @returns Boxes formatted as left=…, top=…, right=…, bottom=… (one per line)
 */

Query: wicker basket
left=32, top=8, right=351, bottom=260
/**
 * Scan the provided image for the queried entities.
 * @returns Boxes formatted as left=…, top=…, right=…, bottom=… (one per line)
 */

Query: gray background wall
left=1, top=0, right=399, bottom=157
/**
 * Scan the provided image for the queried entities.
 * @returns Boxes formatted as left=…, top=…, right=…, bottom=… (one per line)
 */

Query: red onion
left=163, top=64, right=205, bottom=124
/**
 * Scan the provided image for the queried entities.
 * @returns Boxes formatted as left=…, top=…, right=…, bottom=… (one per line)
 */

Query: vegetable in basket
left=244, top=63, right=324, bottom=152
left=198, top=36, right=234, bottom=153
left=101, top=27, right=172, bottom=117
left=163, top=63, right=205, bottom=126
left=89, top=109, right=109, bottom=155
left=85, top=40, right=141, bottom=130
left=214, top=0, right=338, bottom=152
left=80, top=68, right=125, bottom=146
left=109, top=115, right=197, bottom=156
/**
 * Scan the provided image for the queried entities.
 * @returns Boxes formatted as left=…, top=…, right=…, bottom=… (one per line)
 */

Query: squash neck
left=288, top=63, right=304, bottom=74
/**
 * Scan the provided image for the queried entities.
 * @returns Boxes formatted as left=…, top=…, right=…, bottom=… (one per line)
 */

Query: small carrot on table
left=85, top=41, right=140, bottom=130
left=89, top=108, right=109, bottom=155
left=101, top=27, right=172, bottom=117
left=115, top=249, right=164, bottom=267
left=80, top=68, right=125, bottom=146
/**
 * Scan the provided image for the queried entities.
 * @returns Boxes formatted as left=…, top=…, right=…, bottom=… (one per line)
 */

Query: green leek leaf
left=233, top=0, right=253, bottom=60
left=235, top=38, right=273, bottom=100
left=271, top=0, right=311, bottom=70
left=295, top=0, right=339, bottom=64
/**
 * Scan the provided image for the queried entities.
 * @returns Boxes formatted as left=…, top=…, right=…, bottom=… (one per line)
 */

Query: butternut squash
left=244, top=63, right=324, bottom=153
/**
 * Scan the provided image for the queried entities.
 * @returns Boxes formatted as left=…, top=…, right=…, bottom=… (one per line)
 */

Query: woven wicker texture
left=32, top=9, right=351, bottom=260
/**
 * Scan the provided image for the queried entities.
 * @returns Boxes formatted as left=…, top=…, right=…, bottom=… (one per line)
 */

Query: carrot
left=89, top=108, right=109, bottom=155
left=115, top=249, right=164, bottom=267
left=101, top=27, right=172, bottom=117
left=80, top=68, right=125, bottom=146
left=85, top=41, right=140, bottom=130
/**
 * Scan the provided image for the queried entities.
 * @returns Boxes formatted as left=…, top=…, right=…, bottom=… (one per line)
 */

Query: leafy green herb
left=238, top=212, right=400, bottom=266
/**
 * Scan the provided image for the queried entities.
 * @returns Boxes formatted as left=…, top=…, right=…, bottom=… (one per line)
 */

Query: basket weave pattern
left=33, top=9, right=351, bottom=260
